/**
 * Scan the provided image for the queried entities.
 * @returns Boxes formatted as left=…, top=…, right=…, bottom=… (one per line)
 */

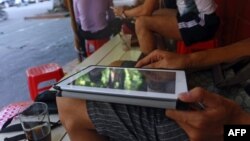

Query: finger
left=166, top=109, right=204, bottom=126
left=173, top=121, right=202, bottom=141
left=175, top=121, right=220, bottom=141
left=179, top=87, right=222, bottom=108
left=135, top=51, right=158, bottom=68
left=166, top=109, right=218, bottom=134
left=167, top=110, right=224, bottom=141
left=142, top=61, right=163, bottom=69
left=135, top=56, right=152, bottom=68
left=173, top=121, right=195, bottom=138
left=166, top=110, right=207, bottom=140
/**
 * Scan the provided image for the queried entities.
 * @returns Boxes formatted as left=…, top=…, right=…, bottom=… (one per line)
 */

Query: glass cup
left=119, top=32, right=132, bottom=51
left=19, top=102, right=51, bottom=141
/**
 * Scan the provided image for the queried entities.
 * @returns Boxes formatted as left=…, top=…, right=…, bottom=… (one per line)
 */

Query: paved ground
left=0, top=2, right=78, bottom=108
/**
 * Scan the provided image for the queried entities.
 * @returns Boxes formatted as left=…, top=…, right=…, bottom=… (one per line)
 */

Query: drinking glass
left=19, top=102, right=51, bottom=141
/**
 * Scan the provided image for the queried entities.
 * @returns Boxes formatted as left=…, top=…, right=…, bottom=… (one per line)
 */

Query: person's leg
left=56, top=97, right=108, bottom=141
left=153, top=8, right=177, bottom=16
left=135, top=9, right=181, bottom=55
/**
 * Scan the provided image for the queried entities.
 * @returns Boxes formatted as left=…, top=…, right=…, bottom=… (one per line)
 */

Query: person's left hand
left=166, top=87, right=245, bottom=141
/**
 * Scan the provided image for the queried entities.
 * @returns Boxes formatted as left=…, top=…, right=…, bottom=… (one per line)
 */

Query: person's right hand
left=135, top=49, right=188, bottom=69
left=111, top=7, right=125, bottom=18
left=166, top=87, right=248, bottom=141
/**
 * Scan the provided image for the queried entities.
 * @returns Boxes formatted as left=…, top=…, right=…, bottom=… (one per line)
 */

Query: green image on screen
left=69, top=68, right=176, bottom=94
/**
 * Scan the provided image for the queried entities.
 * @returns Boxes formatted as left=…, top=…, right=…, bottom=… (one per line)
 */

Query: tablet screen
left=68, top=67, right=176, bottom=94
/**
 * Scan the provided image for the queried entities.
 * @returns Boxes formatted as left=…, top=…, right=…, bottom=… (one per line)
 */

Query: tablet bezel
left=55, top=66, right=188, bottom=100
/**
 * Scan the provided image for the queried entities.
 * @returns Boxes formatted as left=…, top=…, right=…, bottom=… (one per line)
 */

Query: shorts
left=77, top=18, right=122, bottom=57
left=164, top=0, right=177, bottom=9
left=177, top=12, right=220, bottom=46
left=78, top=18, right=122, bottom=40
left=87, top=102, right=188, bottom=141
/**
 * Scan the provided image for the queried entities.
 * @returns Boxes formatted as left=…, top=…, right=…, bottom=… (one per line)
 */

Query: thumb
left=179, top=87, right=220, bottom=108
left=166, top=109, right=178, bottom=119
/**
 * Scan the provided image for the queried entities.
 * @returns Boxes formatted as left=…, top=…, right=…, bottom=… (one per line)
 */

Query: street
left=0, top=1, right=77, bottom=108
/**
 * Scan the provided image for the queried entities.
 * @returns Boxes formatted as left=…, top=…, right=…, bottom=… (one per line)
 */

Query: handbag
left=34, top=90, right=58, bottom=114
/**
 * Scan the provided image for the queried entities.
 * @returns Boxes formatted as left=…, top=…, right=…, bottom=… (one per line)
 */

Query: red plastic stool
left=177, top=38, right=218, bottom=54
left=26, top=63, right=64, bottom=101
left=86, top=38, right=109, bottom=56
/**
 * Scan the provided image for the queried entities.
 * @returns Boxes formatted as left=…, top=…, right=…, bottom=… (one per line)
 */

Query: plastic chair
left=86, top=38, right=109, bottom=56
left=176, top=38, right=218, bottom=54
left=26, top=63, right=64, bottom=101
left=176, top=0, right=224, bottom=54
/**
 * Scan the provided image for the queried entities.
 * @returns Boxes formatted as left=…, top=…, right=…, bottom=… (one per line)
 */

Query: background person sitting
left=73, top=0, right=122, bottom=58
left=114, top=0, right=220, bottom=55
left=112, top=0, right=176, bottom=48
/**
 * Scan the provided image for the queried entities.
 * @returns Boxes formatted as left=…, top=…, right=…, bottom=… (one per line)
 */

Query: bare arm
left=113, top=0, right=158, bottom=18
left=136, top=38, right=250, bottom=69
left=124, top=0, right=158, bottom=17
left=186, top=38, right=250, bottom=69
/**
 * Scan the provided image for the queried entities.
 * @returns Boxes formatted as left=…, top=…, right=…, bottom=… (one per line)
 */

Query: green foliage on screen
left=73, top=68, right=143, bottom=90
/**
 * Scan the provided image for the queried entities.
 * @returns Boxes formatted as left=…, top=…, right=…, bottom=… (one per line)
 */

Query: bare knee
left=135, top=16, right=156, bottom=55
left=135, top=16, right=148, bottom=34
left=56, top=97, right=94, bottom=133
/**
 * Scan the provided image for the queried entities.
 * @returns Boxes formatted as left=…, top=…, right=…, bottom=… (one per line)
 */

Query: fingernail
left=179, top=92, right=191, bottom=99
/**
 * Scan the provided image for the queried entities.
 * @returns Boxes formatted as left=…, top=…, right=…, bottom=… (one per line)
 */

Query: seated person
left=113, top=0, right=175, bottom=47
left=73, top=0, right=122, bottom=57
left=112, top=0, right=159, bottom=32
left=114, top=0, right=220, bottom=55
left=57, top=38, right=250, bottom=141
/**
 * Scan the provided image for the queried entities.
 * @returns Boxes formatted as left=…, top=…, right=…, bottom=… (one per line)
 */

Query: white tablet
left=54, top=66, right=188, bottom=109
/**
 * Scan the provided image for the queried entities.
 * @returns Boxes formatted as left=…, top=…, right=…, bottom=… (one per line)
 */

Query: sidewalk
left=24, top=9, right=69, bottom=20
left=62, top=58, right=79, bottom=74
